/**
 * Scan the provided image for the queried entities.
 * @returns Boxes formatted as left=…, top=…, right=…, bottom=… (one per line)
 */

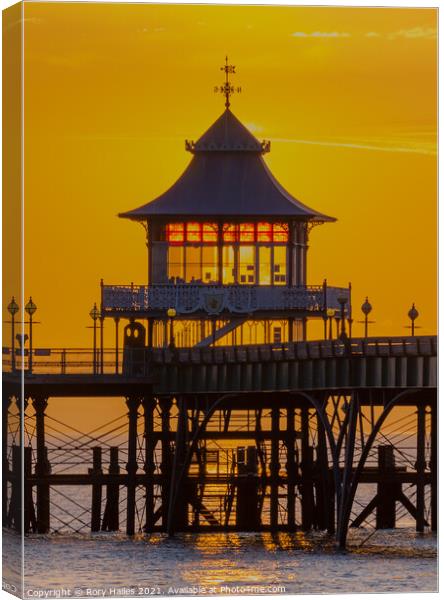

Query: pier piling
left=376, top=445, right=398, bottom=529
left=126, top=396, right=140, bottom=535
left=416, top=403, right=426, bottom=533
left=33, top=397, right=50, bottom=534
left=91, top=447, right=103, bottom=532
left=102, top=447, right=120, bottom=531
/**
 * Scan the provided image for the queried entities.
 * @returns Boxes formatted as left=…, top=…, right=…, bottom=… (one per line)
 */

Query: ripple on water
left=1, top=529, right=437, bottom=595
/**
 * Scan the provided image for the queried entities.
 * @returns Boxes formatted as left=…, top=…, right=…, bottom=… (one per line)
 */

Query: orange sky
left=6, top=2, right=438, bottom=347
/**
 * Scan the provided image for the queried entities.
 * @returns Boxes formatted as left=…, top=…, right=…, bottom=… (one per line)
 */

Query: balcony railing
left=102, top=283, right=350, bottom=315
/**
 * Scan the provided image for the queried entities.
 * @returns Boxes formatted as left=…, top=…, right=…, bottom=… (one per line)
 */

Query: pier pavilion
left=101, top=59, right=349, bottom=352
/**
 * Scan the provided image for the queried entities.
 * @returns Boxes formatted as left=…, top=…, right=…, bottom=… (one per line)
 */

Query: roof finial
left=214, top=56, right=241, bottom=109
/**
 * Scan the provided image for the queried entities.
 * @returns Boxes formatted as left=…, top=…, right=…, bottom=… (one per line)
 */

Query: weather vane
left=214, top=56, right=242, bottom=109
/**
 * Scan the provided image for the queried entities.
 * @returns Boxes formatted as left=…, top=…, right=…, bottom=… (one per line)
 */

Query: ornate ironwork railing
left=101, top=283, right=350, bottom=315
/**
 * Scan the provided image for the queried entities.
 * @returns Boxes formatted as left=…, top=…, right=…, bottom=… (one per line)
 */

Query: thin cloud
left=138, top=26, right=166, bottom=33
left=388, top=27, right=437, bottom=40
left=291, top=31, right=351, bottom=38
left=271, top=137, right=436, bottom=157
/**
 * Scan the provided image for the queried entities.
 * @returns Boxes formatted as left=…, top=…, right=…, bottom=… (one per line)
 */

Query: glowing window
left=273, top=246, right=287, bottom=285
left=166, top=223, right=185, bottom=243
left=259, top=246, right=271, bottom=285
left=185, top=246, right=201, bottom=281
left=273, top=223, right=289, bottom=243
left=239, top=223, right=255, bottom=243
left=168, top=246, right=184, bottom=281
left=202, top=223, right=218, bottom=243
left=223, top=224, right=237, bottom=242
left=222, top=246, right=235, bottom=284
left=257, top=222, right=272, bottom=242
left=239, top=246, right=255, bottom=284
left=202, top=246, right=218, bottom=282
left=186, top=222, right=201, bottom=242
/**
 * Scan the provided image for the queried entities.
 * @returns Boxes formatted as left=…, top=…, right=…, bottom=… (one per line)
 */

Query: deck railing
left=2, top=336, right=437, bottom=377
left=101, top=283, right=350, bottom=314
left=2, top=348, right=123, bottom=375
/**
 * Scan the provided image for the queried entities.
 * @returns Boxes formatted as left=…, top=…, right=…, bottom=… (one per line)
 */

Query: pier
left=3, top=335, right=437, bottom=547
left=2, top=59, right=437, bottom=550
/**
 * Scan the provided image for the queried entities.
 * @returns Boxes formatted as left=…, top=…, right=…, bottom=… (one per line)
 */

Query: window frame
left=163, top=220, right=290, bottom=285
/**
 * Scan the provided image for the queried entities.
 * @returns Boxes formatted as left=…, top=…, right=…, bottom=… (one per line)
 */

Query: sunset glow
left=10, top=3, right=437, bottom=347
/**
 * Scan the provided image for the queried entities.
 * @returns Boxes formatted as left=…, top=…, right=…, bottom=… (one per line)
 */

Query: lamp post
left=360, top=297, right=373, bottom=339
left=326, top=308, right=335, bottom=341
left=90, top=303, right=100, bottom=374
left=100, top=316, right=104, bottom=374
left=7, top=297, right=19, bottom=371
left=408, top=303, right=419, bottom=337
left=337, top=294, right=348, bottom=341
left=25, top=297, right=37, bottom=374
left=334, top=313, right=341, bottom=338
left=114, top=317, right=120, bottom=374
left=167, top=308, right=176, bottom=348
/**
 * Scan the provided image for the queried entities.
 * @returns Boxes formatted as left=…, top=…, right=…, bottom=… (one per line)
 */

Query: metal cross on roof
left=214, top=56, right=242, bottom=109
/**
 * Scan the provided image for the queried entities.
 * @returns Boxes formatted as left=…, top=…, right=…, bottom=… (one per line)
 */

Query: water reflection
left=14, top=529, right=437, bottom=595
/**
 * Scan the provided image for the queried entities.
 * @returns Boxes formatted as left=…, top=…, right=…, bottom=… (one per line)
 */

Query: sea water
left=2, top=528, right=437, bottom=596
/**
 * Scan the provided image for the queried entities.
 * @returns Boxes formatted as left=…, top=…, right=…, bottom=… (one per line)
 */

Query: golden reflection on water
left=140, top=531, right=319, bottom=554
left=110, top=531, right=300, bottom=587
left=170, top=534, right=252, bottom=586
left=143, top=534, right=164, bottom=545
left=261, top=531, right=313, bottom=551
left=189, top=531, right=316, bottom=555
left=193, top=532, right=242, bottom=553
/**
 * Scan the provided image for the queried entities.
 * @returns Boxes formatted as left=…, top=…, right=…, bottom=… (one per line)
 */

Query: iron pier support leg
left=300, top=406, right=314, bottom=531
left=33, top=397, right=51, bottom=534
left=315, top=412, right=331, bottom=532
left=91, top=447, right=103, bottom=532
left=270, top=406, right=280, bottom=530
left=286, top=406, right=296, bottom=531
left=376, top=445, right=398, bottom=529
left=167, top=397, right=189, bottom=535
left=126, top=396, right=141, bottom=535
left=143, top=397, right=157, bottom=532
left=102, top=447, right=120, bottom=531
left=430, top=401, right=437, bottom=532
left=337, top=393, right=358, bottom=549
left=9, top=445, right=21, bottom=532
left=2, top=397, right=11, bottom=526
left=416, top=402, right=426, bottom=533
left=24, top=446, right=36, bottom=533
left=160, top=398, right=173, bottom=531
left=254, top=409, right=265, bottom=526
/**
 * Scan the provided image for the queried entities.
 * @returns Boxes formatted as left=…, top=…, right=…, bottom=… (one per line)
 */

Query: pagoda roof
left=119, top=109, right=335, bottom=222
left=189, top=108, right=265, bottom=152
